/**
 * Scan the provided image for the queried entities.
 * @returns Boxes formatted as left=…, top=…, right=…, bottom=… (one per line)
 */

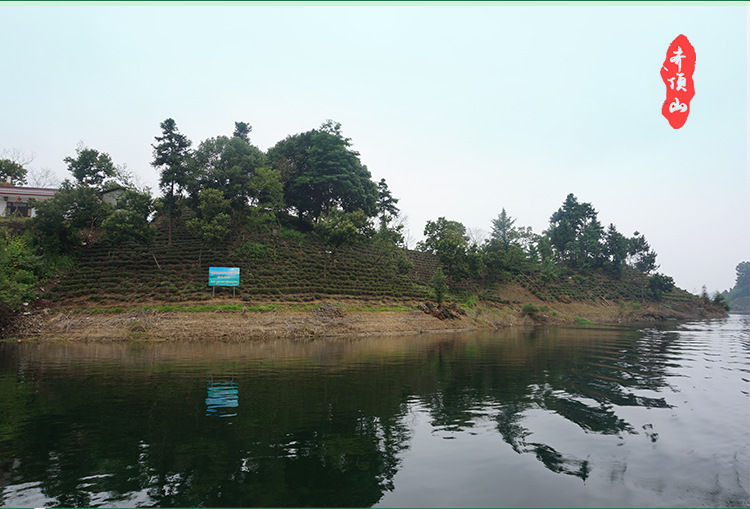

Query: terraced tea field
left=46, top=223, right=439, bottom=307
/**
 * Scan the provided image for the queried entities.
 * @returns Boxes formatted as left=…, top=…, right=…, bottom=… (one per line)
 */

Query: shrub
left=522, top=303, right=539, bottom=316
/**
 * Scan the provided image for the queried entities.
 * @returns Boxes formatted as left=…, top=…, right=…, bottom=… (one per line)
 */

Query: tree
left=102, top=189, right=160, bottom=269
left=191, top=135, right=267, bottom=212
left=376, top=179, right=400, bottom=230
left=648, top=273, right=675, bottom=299
left=186, top=188, right=231, bottom=265
left=0, top=159, right=27, bottom=186
left=233, top=122, right=252, bottom=143
left=417, top=217, right=469, bottom=278
left=31, top=180, right=111, bottom=253
left=546, top=194, right=604, bottom=269
left=245, top=165, right=285, bottom=231
left=491, top=209, right=517, bottom=249
left=315, top=208, right=374, bottom=255
left=627, top=231, right=658, bottom=274
left=64, top=144, right=117, bottom=188
left=152, top=118, right=193, bottom=246
left=734, top=261, right=750, bottom=296
left=604, top=223, right=628, bottom=277
left=267, top=120, right=378, bottom=222
left=430, top=268, right=448, bottom=304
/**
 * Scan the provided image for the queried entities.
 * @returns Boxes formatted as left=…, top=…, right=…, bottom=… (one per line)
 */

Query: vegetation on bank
left=718, top=262, right=750, bottom=313
left=1, top=118, right=730, bottom=334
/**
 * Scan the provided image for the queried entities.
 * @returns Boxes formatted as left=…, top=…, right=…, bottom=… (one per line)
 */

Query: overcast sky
left=1, top=2, right=747, bottom=294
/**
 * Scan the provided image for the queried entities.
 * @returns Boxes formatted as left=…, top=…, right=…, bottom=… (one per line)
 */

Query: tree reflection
left=0, top=324, right=689, bottom=506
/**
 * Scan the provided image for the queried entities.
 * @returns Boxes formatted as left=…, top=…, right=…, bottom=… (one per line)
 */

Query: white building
left=0, top=185, right=57, bottom=218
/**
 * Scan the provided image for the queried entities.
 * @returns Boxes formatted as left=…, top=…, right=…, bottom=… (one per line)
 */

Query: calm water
left=1, top=316, right=748, bottom=508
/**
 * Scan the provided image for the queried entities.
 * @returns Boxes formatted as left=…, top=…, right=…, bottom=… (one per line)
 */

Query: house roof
left=0, top=186, right=57, bottom=198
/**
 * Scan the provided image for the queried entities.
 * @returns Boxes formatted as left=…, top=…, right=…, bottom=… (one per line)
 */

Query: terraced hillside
left=517, top=272, right=699, bottom=305
left=41, top=216, right=699, bottom=311
left=46, top=222, right=439, bottom=307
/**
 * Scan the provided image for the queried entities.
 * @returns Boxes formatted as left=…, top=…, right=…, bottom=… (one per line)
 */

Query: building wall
left=0, top=186, right=57, bottom=218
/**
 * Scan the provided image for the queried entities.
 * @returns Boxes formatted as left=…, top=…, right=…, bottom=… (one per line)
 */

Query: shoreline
left=7, top=298, right=728, bottom=342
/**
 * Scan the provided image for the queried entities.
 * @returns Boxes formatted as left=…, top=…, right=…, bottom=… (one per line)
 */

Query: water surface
left=1, top=315, right=748, bottom=507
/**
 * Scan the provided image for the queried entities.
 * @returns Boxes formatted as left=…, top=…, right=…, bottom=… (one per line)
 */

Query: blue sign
left=209, top=267, right=240, bottom=287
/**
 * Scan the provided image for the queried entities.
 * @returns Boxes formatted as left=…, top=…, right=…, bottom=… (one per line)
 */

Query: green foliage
left=186, top=188, right=231, bottom=251
left=574, top=317, right=592, bottom=325
left=0, top=228, right=69, bottom=328
left=315, top=208, right=374, bottom=251
left=604, top=223, right=628, bottom=278
left=722, top=261, right=750, bottom=312
left=268, top=120, right=378, bottom=222
left=191, top=135, right=268, bottom=212
left=547, top=193, right=603, bottom=268
left=648, top=273, right=675, bottom=299
left=236, top=241, right=272, bottom=260
left=103, top=189, right=155, bottom=247
left=0, top=159, right=27, bottom=186
left=491, top=208, right=517, bottom=249
left=430, top=267, right=448, bottom=304
left=521, top=303, right=539, bottom=316
left=628, top=231, right=658, bottom=274
left=396, top=254, right=414, bottom=275
left=417, top=217, right=470, bottom=278
left=712, top=292, right=730, bottom=311
left=233, top=121, right=252, bottom=143
left=31, top=180, right=111, bottom=253
left=64, top=145, right=118, bottom=188
left=376, top=178, right=400, bottom=231
left=152, top=118, right=193, bottom=245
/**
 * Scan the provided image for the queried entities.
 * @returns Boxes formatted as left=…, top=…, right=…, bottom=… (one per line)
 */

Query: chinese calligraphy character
left=670, top=46, right=686, bottom=73
left=668, top=97, right=688, bottom=113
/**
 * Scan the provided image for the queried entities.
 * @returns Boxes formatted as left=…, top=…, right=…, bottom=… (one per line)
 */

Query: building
left=0, top=185, right=57, bottom=218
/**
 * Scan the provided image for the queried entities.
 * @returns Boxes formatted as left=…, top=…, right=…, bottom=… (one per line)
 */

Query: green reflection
left=0, top=324, right=691, bottom=506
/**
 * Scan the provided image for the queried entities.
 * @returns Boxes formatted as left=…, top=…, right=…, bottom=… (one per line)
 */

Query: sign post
left=208, top=267, right=240, bottom=297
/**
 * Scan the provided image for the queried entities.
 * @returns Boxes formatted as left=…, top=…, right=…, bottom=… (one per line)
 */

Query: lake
left=1, top=315, right=748, bottom=507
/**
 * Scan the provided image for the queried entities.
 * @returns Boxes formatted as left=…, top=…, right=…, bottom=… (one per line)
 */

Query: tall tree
left=376, top=178, right=400, bottom=231
left=627, top=231, right=658, bottom=274
left=152, top=118, right=193, bottom=246
left=267, top=120, right=378, bottom=222
left=546, top=193, right=604, bottom=268
left=490, top=208, right=517, bottom=249
left=604, top=223, right=628, bottom=277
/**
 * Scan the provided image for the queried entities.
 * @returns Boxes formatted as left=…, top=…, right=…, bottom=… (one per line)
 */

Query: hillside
left=0, top=215, right=717, bottom=342
left=41, top=218, right=438, bottom=308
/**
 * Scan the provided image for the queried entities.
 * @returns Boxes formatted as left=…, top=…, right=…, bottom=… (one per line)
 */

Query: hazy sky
left=1, top=2, right=747, bottom=294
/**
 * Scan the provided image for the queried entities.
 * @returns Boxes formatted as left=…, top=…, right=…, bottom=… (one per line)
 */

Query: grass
left=574, top=317, right=593, bottom=325
left=59, top=303, right=326, bottom=314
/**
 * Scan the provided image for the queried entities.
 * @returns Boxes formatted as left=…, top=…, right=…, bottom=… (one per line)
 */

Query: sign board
left=209, top=267, right=240, bottom=287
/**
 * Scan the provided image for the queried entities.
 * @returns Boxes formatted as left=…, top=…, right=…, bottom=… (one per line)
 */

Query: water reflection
left=1, top=317, right=748, bottom=507
left=206, top=381, right=239, bottom=418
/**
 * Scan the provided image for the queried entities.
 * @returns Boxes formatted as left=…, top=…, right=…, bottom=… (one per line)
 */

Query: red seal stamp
left=660, top=35, right=696, bottom=129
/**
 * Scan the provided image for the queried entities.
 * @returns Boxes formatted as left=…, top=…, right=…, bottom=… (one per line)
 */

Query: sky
left=1, top=2, right=747, bottom=295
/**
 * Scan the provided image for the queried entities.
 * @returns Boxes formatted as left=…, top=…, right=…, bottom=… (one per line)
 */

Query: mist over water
left=1, top=316, right=748, bottom=507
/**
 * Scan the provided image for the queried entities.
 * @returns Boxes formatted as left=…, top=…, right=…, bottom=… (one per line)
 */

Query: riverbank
left=7, top=296, right=727, bottom=342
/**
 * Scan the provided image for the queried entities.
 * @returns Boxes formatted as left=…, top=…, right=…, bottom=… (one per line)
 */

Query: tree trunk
left=150, top=250, right=161, bottom=270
